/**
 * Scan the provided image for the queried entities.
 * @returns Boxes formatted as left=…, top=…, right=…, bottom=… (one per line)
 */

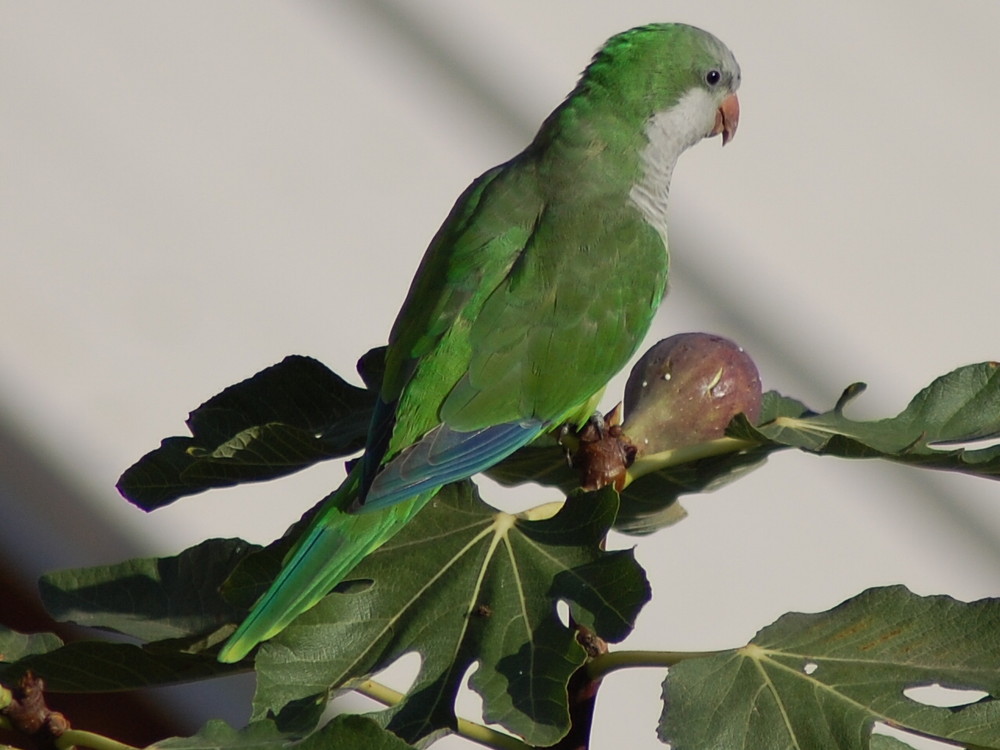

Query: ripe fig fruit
left=623, top=333, right=762, bottom=455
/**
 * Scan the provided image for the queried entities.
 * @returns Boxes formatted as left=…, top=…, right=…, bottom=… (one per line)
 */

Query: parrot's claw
left=569, top=404, right=637, bottom=492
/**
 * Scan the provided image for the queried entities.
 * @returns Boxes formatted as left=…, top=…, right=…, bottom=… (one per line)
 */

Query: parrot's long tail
left=217, top=468, right=427, bottom=663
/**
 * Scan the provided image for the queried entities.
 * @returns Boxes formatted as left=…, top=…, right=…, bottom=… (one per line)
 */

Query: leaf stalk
left=352, top=679, right=532, bottom=750
left=55, top=729, right=140, bottom=750
left=586, top=649, right=727, bottom=681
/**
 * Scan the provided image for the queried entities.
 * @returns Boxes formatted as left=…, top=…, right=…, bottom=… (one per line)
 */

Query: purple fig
left=623, top=333, right=762, bottom=455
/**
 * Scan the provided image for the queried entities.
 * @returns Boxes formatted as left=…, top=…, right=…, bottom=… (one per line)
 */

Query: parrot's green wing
left=361, top=150, right=670, bottom=512
left=375, top=162, right=544, bottom=443
left=441, top=195, right=669, bottom=426
left=357, top=160, right=549, bottom=499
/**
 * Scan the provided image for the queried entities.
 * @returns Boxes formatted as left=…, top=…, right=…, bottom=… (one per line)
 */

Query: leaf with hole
left=239, top=483, right=649, bottom=746
left=660, top=585, right=1000, bottom=750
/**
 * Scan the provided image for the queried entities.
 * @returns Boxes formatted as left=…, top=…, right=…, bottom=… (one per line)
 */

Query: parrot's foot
left=568, top=403, right=637, bottom=492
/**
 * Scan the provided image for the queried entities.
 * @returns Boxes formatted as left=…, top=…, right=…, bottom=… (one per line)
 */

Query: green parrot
left=217, top=22, right=740, bottom=664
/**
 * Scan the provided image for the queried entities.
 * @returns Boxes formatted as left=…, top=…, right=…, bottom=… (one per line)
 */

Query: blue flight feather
left=358, top=420, right=545, bottom=512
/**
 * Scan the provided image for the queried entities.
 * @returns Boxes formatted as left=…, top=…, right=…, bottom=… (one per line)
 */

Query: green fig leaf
left=242, top=483, right=648, bottom=747
left=0, top=625, right=63, bottom=663
left=730, top=362, right=1000, bottom=476
left=39, top=539, right=257, bottom=642
left=118, top=356, right=374, bottom=510
left=661, top=586, right=1000, bottom=750
left=151, top=715, right=414, bottom=750
left=0, top=640, right=238, bottom=692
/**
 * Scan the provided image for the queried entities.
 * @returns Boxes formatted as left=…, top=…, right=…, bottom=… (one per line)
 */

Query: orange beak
left=711, top=93, right=740, bottom=146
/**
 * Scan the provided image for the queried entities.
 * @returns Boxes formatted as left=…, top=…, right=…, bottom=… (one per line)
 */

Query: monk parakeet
left=218, top=22, right=740, bottom=663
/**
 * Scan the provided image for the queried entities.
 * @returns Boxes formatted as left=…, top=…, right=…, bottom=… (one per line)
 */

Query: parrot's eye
left=705, top=69, right=722, bottom=86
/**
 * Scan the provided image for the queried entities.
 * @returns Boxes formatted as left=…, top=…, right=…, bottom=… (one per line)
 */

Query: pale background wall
left=2, top=2, right=998, bottom=747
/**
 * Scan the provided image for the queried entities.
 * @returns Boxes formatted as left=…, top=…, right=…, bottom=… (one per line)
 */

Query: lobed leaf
left=118, top=356, right=374, bottom=510
left=0, top=640, right=237, bottom=692
left=731, top=362, right=1000, bottom=475
left=39, top=539, right=257, bottom=642
left=242, top=483, right=649, bottom=746
left=661, top=585, right=1000, bottom=750
left=8, top=540, right=260, bottom=693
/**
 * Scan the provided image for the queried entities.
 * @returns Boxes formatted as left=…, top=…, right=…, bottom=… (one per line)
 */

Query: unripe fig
left=623, top=333, right=762, bottom=455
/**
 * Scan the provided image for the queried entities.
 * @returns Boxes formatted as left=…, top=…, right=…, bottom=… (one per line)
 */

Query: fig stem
left=623, top=436, right=760, bottom=487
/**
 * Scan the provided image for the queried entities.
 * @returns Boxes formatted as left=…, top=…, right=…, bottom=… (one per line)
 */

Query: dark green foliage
left=117, top=356, right=374, bottom=510
left=5, top=352, right=998, bottom=750
left=661, top=586, right=1000, bottom=750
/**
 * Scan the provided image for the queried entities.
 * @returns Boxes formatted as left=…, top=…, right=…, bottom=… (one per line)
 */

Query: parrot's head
left=581, top=23, right=741, bottom=149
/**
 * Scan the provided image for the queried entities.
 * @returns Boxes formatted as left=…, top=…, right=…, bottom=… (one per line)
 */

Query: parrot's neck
left=629, top=88, right=717, bottom=242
